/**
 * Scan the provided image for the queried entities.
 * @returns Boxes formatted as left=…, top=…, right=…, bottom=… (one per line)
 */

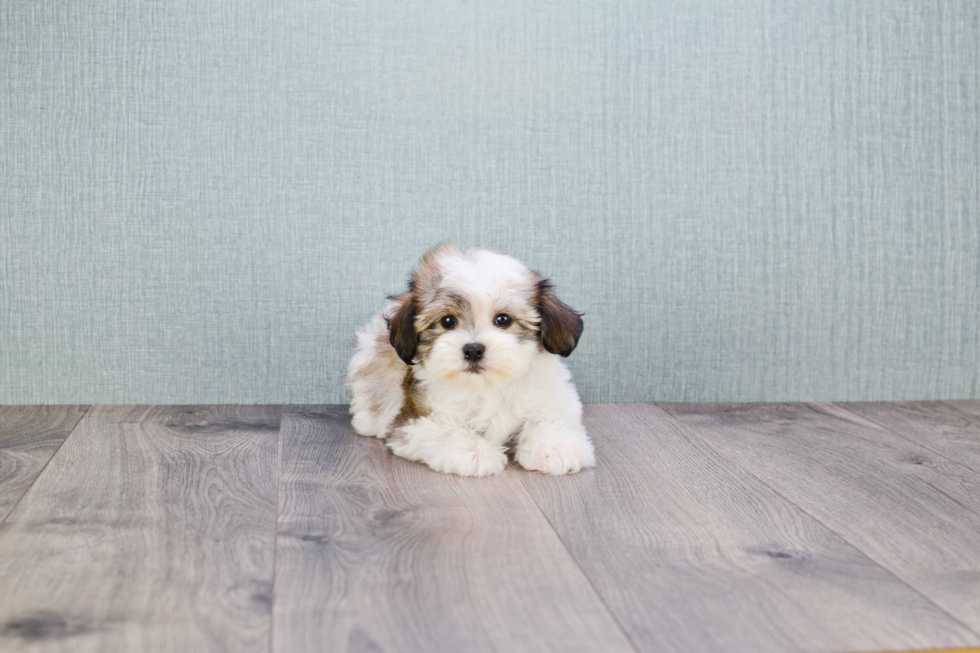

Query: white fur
left=346, top=247, right=595, bottom=477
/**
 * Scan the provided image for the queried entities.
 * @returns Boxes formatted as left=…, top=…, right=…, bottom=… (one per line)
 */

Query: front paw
left=515, top=439, right=595, bottom=475
left=388, top=437, right=507, bottom=477
left=438, top=444, right=508, bottom=477
left=351, top=410, right=386, bottom=438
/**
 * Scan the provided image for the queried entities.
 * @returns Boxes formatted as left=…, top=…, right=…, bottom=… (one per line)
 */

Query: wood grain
left=0, top=406, right=88, bottom=523
left=838, top=401, right=980, bottom=473
left=949, top=400, right=980, bottom=419
left=0, top=405, right=281, bottom=653
left=660, top=401, right=980, bottom=638
left=272, top=405, right=635, bottom=653
left=866, top=649, right=980, bottom=653
left=520, top=403, right=977, bottom=653
left=3, top=402, right=978, bottom=653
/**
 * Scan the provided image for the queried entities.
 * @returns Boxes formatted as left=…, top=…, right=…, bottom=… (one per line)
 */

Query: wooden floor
left=1, top=403, right=979, bottom=653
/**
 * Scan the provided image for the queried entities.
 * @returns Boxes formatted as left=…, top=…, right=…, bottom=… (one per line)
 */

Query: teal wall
left=2, top=1, right=978, bottom=404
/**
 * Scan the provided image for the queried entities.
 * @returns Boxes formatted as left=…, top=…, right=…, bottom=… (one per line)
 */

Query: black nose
left=462, top=343, right=485, bottom=362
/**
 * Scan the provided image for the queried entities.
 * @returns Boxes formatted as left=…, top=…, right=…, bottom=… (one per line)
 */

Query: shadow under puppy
left=346, top=244, right=595, bottom=477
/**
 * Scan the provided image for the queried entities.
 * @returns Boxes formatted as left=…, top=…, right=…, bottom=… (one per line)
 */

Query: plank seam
left=0, top=405, right=91, bottom=527
left=268, top=405, right=285, bottom=653
left=653, top=403, right=980, bottom=645
left=831, top=402, right=980, bottom=476
left=516, top=471, right=643, bottom=653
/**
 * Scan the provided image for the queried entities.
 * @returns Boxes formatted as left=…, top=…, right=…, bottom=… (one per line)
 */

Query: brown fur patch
left=391, top=367, right=429, bottom=429
left=413, top=243, right=459, bottom=302
left=387, top=292, right=417, bottom=365
left=416, top=291, right=469, bottom=332
left=510, top=315, right=540, bottom=342
left=535, top=278, right=584, bottom=357
left=412, top=292, right=472, bottom=374
left=387, top=244, right=460, bottom=365
left=415, top=329, right=437, bottom=362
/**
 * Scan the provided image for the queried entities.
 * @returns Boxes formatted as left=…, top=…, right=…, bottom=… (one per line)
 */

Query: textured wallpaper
left=1, top=0, right=978, bottom=404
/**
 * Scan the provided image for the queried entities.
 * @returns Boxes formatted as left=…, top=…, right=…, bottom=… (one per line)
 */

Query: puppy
left=345, top=244, right=595, bottom=477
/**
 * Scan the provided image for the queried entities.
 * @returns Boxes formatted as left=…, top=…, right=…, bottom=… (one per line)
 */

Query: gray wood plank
left=660, top=401, right=980, bottom=638
left=838, top=401, right=980, bottom=473
left=0, top=405, right=281, bottom=653
left=520, top=403, right=977, bottom=653
left=0, top=406, right=88, bottom=523
left=272, top=405, right=636, bottom=653
left=949, top=400, right=980, bottom=419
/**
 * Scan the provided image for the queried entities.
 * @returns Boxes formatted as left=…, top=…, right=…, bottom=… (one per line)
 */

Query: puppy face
left=388, top=245, right=583, bottom=390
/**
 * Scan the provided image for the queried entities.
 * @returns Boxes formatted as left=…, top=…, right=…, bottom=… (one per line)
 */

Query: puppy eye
left=494, top=314, right=513, bottom=328
left=440, top=315, right=457, bottom=330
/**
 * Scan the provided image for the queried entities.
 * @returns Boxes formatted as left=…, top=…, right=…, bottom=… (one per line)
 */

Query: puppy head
left=387, top=244, right=583, bottom=390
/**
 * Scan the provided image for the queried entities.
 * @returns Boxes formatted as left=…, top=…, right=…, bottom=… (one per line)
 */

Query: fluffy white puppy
left=346, top=244, right=595, bottom=477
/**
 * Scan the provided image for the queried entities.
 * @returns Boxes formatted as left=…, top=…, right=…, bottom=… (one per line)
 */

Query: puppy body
left=346, top=245, right=595, bottom=477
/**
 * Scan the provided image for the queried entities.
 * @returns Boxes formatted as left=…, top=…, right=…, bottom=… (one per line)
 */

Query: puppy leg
left=514, top=419, right=595, bottom=475
left=387, top=417, right=508, bottom=477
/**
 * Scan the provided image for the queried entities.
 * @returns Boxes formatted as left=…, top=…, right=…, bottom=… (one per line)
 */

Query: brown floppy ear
left=387, top=292, right=418, bottom=365
left=536, top=279, right=584, bottom=357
